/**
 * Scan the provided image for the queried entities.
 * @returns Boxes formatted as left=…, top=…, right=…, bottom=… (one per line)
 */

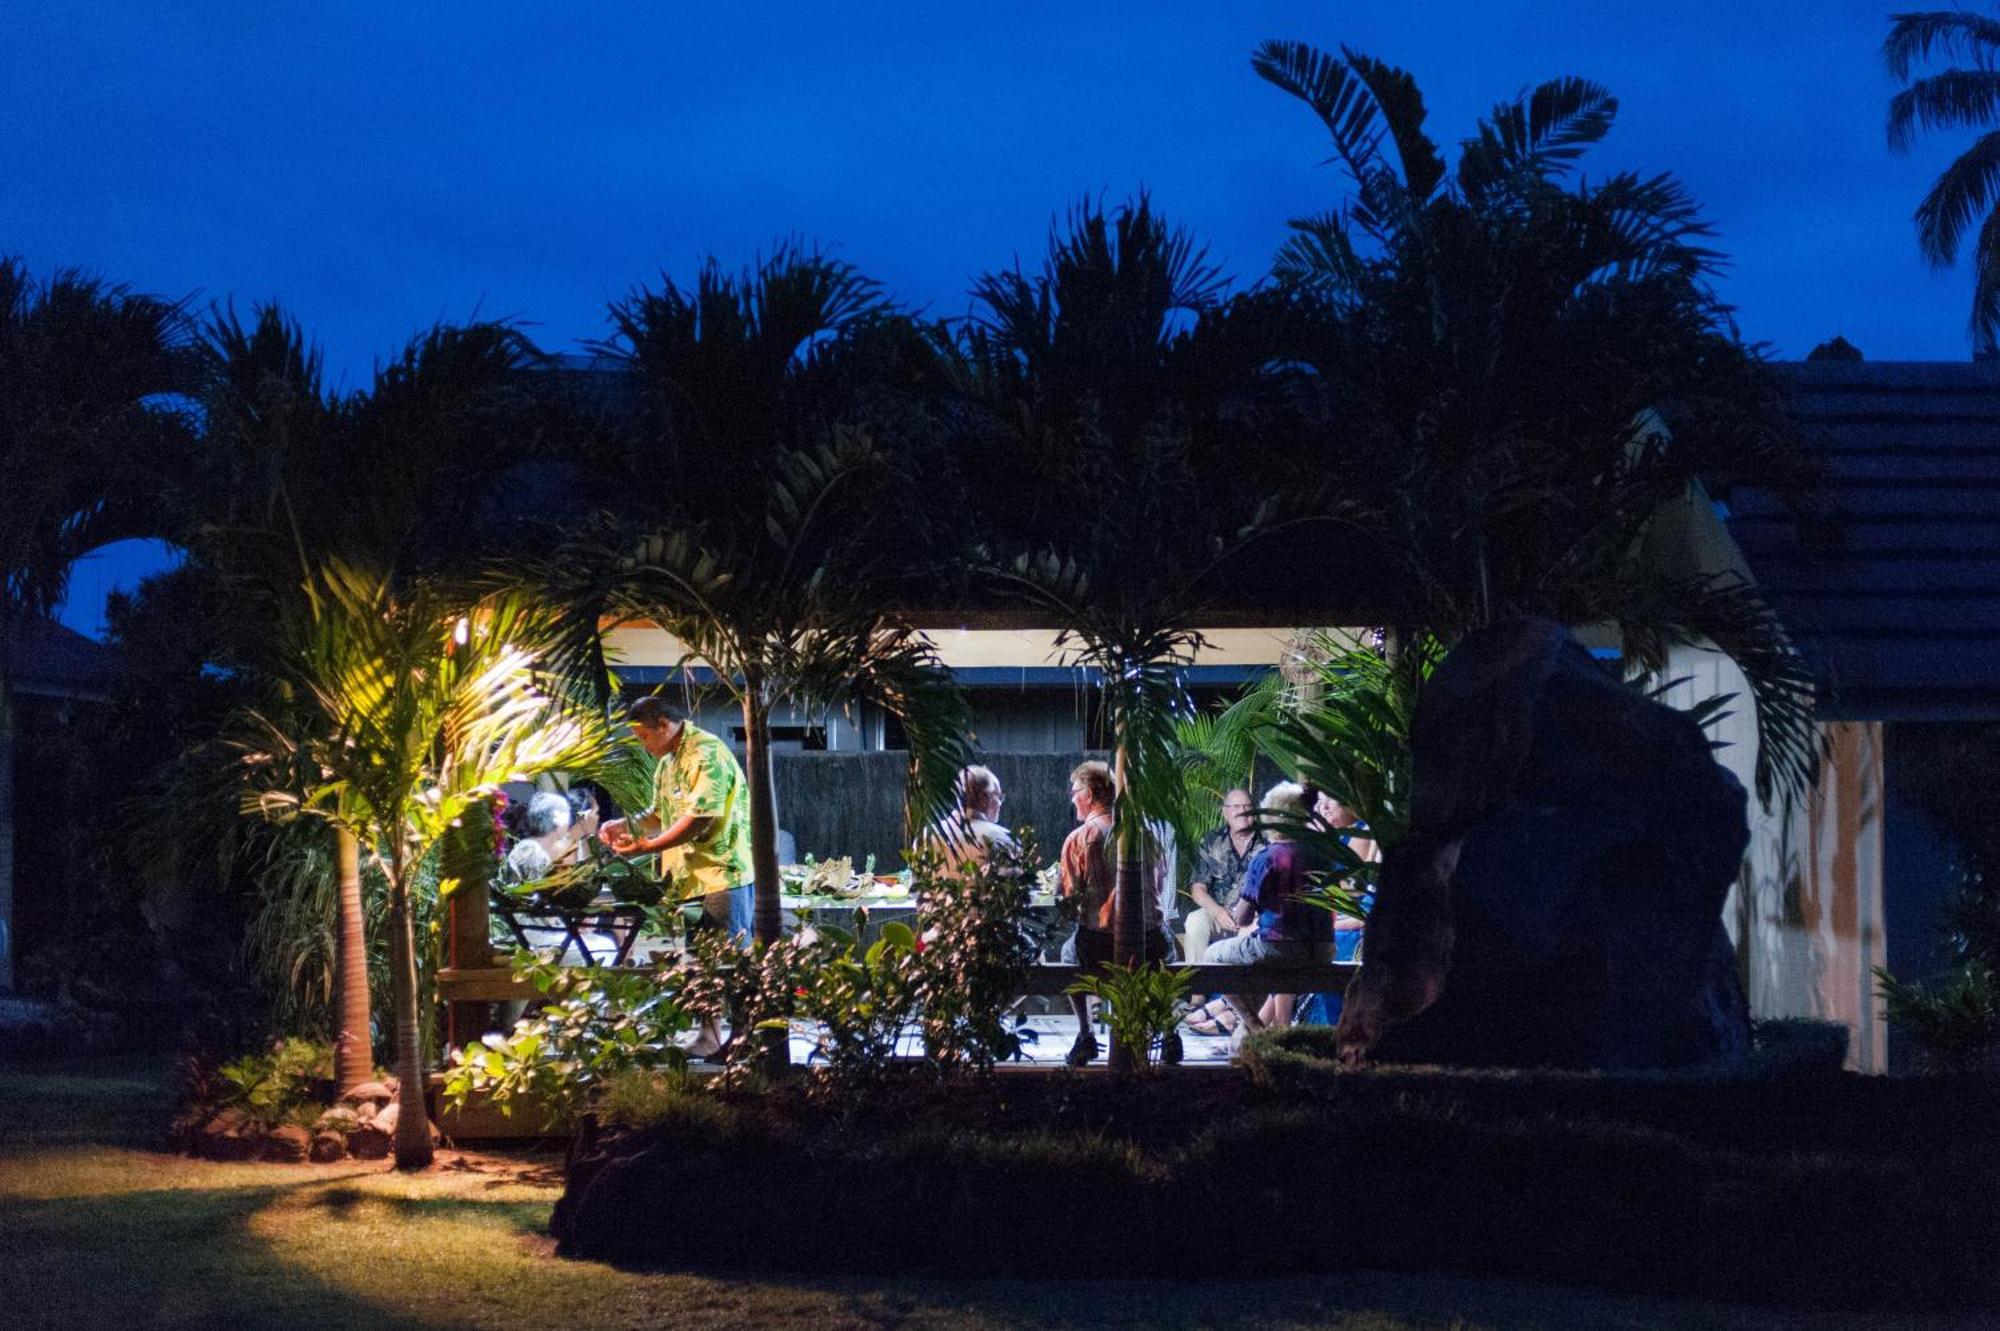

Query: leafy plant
left=909, top=834, right=1040, bottom=1073
left=1066, top=962, right=1193, bottom=1074
left=1875, top=963, right=1998, bottom=1077
left=791, top=922, right=923, bottom=1084
left=213, top=1037, right=335, bottom=1132
left=442, top=955, right=692, bottom=1130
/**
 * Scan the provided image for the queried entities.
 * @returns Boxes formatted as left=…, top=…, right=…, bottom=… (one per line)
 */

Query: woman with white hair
left=504, top=789, right=600, bottom=885
left=1205, top=781, right=1332, bottom=1047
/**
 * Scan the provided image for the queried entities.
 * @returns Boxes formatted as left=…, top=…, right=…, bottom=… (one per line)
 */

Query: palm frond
left=1912, top=128, right=2000, bottom=267
left=1459, top=76, right=1618, bottom=195
left=1884, top=10, right=2000, bottom=82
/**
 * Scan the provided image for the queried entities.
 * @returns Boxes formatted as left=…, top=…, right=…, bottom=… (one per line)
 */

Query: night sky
left=7, top=2, right=1971, bottom=633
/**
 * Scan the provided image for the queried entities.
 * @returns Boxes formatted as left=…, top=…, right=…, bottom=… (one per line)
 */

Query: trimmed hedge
left=552, top=1043, right=2000, bottom=1310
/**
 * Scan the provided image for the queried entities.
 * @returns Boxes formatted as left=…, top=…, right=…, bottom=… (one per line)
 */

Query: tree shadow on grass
left=0, top=1180, right=439, bottom=1330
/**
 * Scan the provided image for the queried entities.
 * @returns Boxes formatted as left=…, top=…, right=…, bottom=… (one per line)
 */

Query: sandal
left=1182, top=999, right=1239, bottom=1037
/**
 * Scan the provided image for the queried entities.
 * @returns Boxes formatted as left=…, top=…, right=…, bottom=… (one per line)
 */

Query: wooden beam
left=438, top=961, right=1357, bottom=1005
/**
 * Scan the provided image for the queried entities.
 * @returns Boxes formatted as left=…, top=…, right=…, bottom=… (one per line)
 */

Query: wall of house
left=1657, top=646, right=1887, bottom=1071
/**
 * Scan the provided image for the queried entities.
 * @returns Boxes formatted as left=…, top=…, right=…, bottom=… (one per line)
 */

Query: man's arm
left=623, top=811, right=715, bottom=856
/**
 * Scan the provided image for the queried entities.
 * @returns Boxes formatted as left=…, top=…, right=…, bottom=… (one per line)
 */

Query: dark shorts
left=1070, top=927, right=1173, bottom=972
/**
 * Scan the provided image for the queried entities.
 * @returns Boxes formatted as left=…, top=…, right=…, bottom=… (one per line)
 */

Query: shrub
left=908, top=833, right=1040, bottom=1073
left=1876, top=961, right=1998, bottom=1076
left=442, top=955, right=692, bottom=1129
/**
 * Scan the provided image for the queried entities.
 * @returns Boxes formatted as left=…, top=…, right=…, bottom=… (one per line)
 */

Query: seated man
left=929, top=764, right=1018, bottom=875
left=1207, top=782, right=1332, bottom=1048
left=1181, top=788, right=1265, bottom=1034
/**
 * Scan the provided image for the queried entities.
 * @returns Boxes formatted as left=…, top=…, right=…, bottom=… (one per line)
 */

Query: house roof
left=7, top=617, right=122, bottom=700
left=1728, top=361, right=2000, bottom=721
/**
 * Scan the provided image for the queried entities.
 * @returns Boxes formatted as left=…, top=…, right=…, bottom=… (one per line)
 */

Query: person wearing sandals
left=1058, top=760, right=1169, bottom=1065
left=1181, top=788, right=1265, bottom=1036
left=1205, top=782, right=1333, bottom=1049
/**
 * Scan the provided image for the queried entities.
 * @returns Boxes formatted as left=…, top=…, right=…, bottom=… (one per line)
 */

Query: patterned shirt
left=648, top=723, right=753, bottom=899
left=1190, top=825, right=1266, bottom=908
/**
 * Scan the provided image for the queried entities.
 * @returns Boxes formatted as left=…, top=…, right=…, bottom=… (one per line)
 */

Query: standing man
left=598, top=696, right=752, bottom=1056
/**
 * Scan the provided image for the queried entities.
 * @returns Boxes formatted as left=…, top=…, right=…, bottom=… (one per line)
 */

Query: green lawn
left=0, top=1057, right=1979, bottom=1330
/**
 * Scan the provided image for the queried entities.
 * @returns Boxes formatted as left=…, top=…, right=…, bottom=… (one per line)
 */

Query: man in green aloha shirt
left=597, top=696, right=753, bottom=1055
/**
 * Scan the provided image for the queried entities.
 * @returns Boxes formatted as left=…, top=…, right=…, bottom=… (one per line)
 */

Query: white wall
left=1655, top=645, right=1887, bottom=1072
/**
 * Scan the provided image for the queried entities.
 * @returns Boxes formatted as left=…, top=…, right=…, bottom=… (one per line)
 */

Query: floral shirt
left=648, top=723, right=753, bottom=899
left=1191, top=825, right=1266, bottom=908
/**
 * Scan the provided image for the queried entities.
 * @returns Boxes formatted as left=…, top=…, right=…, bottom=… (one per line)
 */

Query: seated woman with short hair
left=1206, top=781, right=1332, bottom=1046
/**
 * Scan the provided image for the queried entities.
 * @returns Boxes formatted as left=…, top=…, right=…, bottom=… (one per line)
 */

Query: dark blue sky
left=8, top=2, right=1973, bottom=632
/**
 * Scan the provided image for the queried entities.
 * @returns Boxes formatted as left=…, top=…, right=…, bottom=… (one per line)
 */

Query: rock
left=347, top=1123, right=391, bottom=1159
left=309, top=1131, right=347, bottom=1163
left=262, top=1124, right=311, bottom=1163
left=194, top=1109, right=259, bottom=1162
left=313, top=1105, right=362, bottom=1135
left=343, top=1080, right=396, bottom=1106
left=1343, top=618, right=1753, bottom=1072
left=373, top=1101, right=399, bottom=1135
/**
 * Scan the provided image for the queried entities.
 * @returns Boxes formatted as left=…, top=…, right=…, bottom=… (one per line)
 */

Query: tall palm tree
left=1886, top=7, right=2000, bottom=349
left=544, top=248, right=971, bottom=1032
left=0, top=259, right=191, bottom=990
left=195, top=306, right=543, bottom=1092
left=245, top=569, right=609, bottom=1169
left=941, top=199, right=1312, bottom=1067
left=1252, top=42, right=1821, bottom=804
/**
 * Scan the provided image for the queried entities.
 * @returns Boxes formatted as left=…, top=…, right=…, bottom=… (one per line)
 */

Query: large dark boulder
left=1341, top=618, right=1753, bottom=1071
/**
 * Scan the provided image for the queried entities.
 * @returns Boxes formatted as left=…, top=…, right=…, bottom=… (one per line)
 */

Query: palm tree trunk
left=740, top=677, right=789, bottom=1073
left=1108, top=738, right=1146, bottom=1075
left=386, top=862, right=434, bottom=1171
left=743, top=680, right=783, bottom=948
left=333, top=827, right=374, bottom=1097
left=0, top=658, right=16, bottom=994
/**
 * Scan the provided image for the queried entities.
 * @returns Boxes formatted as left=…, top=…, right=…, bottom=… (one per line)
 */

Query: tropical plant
left=241, top=568, right=611, bottom=1168
left=0, top=258, right=192, bottom=988
left=442, top=956, right=693, bottom=1129
left=540, top=248, right=973, bottom=1005
left=939, top=199, right=1314, bottom=1072
left=192, top=306, right=547, bottom=1091
left=1252, top=42, right=1821, bottom=804
left=1876, top=961, right=1997, bottom=1076
left=1066, top=961, right=1193, bottom=1074
left=1885, top=7, right=2000, bottom=348
left=908, top=835, right=1040, bottom=1072
left=791, top=921, right=924, bottom=1085
left=214, top=1037, right=336, bottom=1133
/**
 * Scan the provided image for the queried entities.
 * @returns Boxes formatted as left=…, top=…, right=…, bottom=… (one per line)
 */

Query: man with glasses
left=1184, top=789, right=1265, bottom=962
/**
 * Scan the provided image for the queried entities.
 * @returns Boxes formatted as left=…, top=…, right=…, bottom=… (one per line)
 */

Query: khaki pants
left=1183, top=906, right=1227, bottom=963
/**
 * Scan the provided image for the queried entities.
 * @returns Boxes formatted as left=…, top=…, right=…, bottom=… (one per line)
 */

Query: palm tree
left=940, top=199, right=1312, bottom=1068
left=1252, top=42, right=1820, bottom=804
left=543, top=248, right=972, bottom=1040
left=245, top=568, right=609, bottom=1168
left=1885, top=7, right=2000, bottom=350
left=194, top=306, right=543, bottom=1093
left=0, top=259, right=191, bottom=990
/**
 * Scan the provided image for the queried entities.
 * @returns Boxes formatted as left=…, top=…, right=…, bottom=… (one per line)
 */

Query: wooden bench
left=438, top=960, right=1359, bottom=1005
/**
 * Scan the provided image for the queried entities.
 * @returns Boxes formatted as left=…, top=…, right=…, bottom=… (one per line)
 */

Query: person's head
left=1222, top=787, right=1254, bottom=833
left=626, top=696, right=688, bottom=758
left=524, top=791, right=573, bottom=839
left=957, top=765, right=1003, bottom=820
left=1069, top=760, right=1115, bottom=821
left=1261, top=781, right=1310, bottom=840
left=1313, top=787, right=1357, bottom=829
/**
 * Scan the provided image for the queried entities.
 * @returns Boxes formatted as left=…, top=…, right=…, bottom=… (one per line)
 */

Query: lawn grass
left=0, top=1056, right=1983, bottom=1330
